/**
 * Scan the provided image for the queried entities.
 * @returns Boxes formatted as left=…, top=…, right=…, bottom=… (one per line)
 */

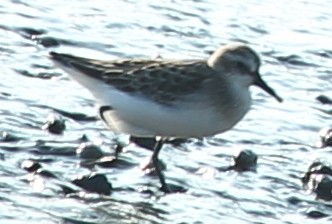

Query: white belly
left=56, top=64, right=251, bottom=137
left=97, top=83, right=251, bottom=137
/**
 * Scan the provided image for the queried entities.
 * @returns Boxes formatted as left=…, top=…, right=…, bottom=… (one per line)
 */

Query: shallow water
left=1, top=0, right=332, bottom=223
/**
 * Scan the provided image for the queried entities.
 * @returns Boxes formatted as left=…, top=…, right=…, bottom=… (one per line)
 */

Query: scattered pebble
left=79, top=134, right=89, bottom=143
left=76, top=142, right=104, bottom=160
left=286, top=196, right=302, bottom=205
left=72, top=173, right=112, bottom=195
left=302, top=161, right=332, bottom=201
left=21, top=160, right=42, bottom=173
left=59, top=184, right=77, bottom=195
left=317, top=128, right=332, bottom=147
left=36, top=36, right=60, bottom=47
left=42, top=113, right=66, bottom=135
left=17, top=27, right=46, bottom=37
left=316, top=95, right=332, bottom=105
left=226, top=149, right=258, bottom=172
left=302, top=161, right=332, bottom=184
left=306, top=209, right=329, bottom=219
left=314, top=175, right=332, bottom=201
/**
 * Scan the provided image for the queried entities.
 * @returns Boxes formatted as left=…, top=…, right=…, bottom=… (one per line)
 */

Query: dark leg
left=152, top=137, right=170, bottom=192
left=131, top=136, right=170, bottom=192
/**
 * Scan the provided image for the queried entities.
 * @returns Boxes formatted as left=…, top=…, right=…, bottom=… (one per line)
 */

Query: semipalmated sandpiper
left=50, top=43, right=282, bottom=192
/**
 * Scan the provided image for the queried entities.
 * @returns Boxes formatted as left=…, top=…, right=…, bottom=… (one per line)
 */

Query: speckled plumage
left=49, top=43, right=282, bottom=137
left=49, top=55, right=215, bottom=105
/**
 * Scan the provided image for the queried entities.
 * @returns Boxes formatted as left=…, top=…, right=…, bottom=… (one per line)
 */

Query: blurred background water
left=1, top=0, right=332, bottom=223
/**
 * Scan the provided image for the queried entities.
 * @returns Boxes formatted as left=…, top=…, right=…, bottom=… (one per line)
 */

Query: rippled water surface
left=1, top=0, right=332, bottom=223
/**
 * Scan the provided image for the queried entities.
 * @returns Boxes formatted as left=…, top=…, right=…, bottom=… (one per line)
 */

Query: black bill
left=254, top=74, right=283, bottom=103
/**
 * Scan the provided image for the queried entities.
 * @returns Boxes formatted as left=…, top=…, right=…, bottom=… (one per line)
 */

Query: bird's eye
left=236, top=61, right=248, bottom=72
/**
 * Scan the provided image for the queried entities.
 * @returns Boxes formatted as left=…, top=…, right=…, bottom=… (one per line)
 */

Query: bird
left=49, top=43, right=282, bottom=192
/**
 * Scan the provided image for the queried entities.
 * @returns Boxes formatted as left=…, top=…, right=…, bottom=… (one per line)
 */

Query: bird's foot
left=140, top=156, right=166, bottom=175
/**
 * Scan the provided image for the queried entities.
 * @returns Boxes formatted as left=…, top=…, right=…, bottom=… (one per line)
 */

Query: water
left=1, top=0, right=332, bottom=223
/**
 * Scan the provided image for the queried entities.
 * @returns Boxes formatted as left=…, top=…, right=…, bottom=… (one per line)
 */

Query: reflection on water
left=1, top=0, right=332, bottom=223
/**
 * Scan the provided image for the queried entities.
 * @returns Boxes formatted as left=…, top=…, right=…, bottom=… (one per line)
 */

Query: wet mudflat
left=1, top=0, right=332, bottom=223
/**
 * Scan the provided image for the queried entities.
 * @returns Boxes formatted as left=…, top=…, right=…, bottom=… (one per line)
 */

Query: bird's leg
left=133, top=136, right=170, bottom=192
left=152, top=137, right=170, bottom=192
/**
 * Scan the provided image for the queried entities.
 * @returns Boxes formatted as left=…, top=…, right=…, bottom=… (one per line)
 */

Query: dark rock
left=37, top=36, right=60, bottom=47
left=59, top=184, right=77, bottom=195
left=286, top=196, right=302, bottom=205
left=72, top=173, right=112, bottom=195
left=316, top=95, right=332, bottom=105
left=17, top=27, right=46, bottom=37
left=317, top=128, right=332, bottom=147
left=306, top=209, right=329, bottom=219
left=21, top=160, right=42, bottom=173
left=302, top=161, right=332, bottom=201
left=76, top=142, right=104, bottom=160
left=314, top=175, right=332, bottom=201
left=79, top=134, right=89, bottom=142
left=232, top=149, right=258, bottom=172
left=302, top=161, right=332, bottom=184
left=42, top=113, right=66, bottom=135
